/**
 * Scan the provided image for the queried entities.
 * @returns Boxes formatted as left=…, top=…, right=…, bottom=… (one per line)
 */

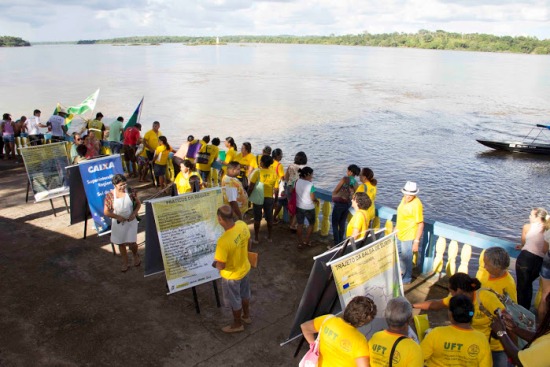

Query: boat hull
left=476, top=140, right=550, bottom=155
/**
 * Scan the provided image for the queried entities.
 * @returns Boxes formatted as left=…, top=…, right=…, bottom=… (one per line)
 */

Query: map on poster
left=328, top=233, right=403, bottom=337
left=150, top=188, right=224, bottom=294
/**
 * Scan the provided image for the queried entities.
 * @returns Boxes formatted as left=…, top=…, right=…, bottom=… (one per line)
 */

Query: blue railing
left=314, top=187, right=517, bottom=276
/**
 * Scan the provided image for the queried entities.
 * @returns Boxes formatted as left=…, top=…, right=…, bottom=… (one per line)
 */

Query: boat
left=477, top=124, right=550, bottom=155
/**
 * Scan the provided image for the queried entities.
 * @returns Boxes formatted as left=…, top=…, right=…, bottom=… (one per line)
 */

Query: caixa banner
left=78, top=155, right=124, bottom=235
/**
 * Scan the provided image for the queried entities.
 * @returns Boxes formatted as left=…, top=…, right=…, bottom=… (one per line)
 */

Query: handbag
left=299, top=315, right=334, bottom=367
left=196, top=146, right=210, bottom=164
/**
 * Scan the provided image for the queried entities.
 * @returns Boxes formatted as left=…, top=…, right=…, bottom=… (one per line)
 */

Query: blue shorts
left=222, top=273, right=251, bottom=311
left=3, top=134, right=14, bottom=143
left=153, top=163, right=166, bottom=177
left=541, top=252, right=550, bottom=280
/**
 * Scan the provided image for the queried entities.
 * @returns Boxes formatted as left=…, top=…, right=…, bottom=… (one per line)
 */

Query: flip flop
left=134, top=258, right=141, bottom=267
left=121, top=264, right=128, bottom=272
left=221, top=325, right=244, bottom=333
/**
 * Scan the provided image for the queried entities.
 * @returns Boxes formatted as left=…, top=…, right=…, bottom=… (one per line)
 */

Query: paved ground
left=0, top=158, right=448, bottom=367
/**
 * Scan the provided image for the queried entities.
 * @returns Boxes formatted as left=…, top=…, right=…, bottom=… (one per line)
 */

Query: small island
left=0, top=36, right=31, bottom=47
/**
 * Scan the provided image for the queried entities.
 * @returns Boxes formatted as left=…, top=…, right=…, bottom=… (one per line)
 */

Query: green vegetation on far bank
left=69, top=30, right=550, bottom=55
left=0, top=36, right=31, bottom=47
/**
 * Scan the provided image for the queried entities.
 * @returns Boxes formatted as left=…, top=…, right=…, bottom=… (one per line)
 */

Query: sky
left=1, top=0, right=549, bottom=42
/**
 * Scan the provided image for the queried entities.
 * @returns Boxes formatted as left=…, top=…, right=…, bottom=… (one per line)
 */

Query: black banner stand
left=26, top=179, right=69, bottom=217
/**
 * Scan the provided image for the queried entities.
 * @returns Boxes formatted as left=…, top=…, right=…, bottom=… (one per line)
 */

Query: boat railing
left=313, top=187, right=518, bottom=278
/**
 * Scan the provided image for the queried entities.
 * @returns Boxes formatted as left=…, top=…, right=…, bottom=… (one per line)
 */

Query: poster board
left=327, top=232, right=403, bottom=338
left=77, top=155, right=124, bottom=235
left=20, top=142, right=70, bottom=202
left=149, top=188, right=224, bottom=294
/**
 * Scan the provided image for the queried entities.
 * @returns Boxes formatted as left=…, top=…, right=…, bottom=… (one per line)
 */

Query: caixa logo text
left=88, top=162, right=115, bottom=173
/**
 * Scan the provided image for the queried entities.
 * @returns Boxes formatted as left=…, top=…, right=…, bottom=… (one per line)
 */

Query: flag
left=124, top=97, right=144, bottom=130
left=67, top=89, right=100, bottom=116
left=53, top=103, right=74, bottom=127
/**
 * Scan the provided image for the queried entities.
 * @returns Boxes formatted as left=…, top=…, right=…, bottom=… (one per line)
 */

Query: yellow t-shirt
left=271, top=160, right=285, bottom=189
left=196, top=142, right=215, bottom=171
left=313, top=315, right=370, bottom=367
left=175, top=171, right=202, bottom=194
left=443, top=290, right=505, bottom=351
left=224, top=147, right=237, bottom=164
left=518, top=333, right=550, bottom=367
left=214, top=220, right=251, bottom=280
left=143, top=129, right=161, bottom=152
left=346, top=209, right=373, bottom=238
left=221, top=175, right=249, bottom=212
left=250, top=168, right=278, bottom=198
left=235, top=152, right=257, bottom=177
left=481, top=272, right=517, bottom=302
left=87, top=119, right=104, bottom=140
left=395, top=197, right=423, bottom=241
left=369, top=330, right=423, bottom=367
left=154, top=145, right=169, bottom=166
left=356, top=181, right=377, bottom=219
left=208, top=145, right=220, bottom=166
left=421, top=325, right=492, bottom=367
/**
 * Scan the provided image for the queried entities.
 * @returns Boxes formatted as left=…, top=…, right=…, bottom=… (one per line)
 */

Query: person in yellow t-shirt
left=355, top=167, right=378, bottom=223
left=175, top=160, right=203, bottom=194
left=301, top=296, right=377, bottom=367
left=413, top=273, right=506, bottom=366
left=369, top=297, right=423, bottom=367
left=152, top=136, right=173, bottom=189
left=234, top=141, right=257, bottom=180
left=221, top=161, right=249, bottom=220
left=143, top=121, right=162, bottom=161
left=346, top=192, right=373, bottom=242
left=221, top=137, right=238, bottom=177
left=421, top=294, right=492, bottom=367
left=248, top=155, right=278, bottom=244
left=395, top=181, right=424, bottom=284
left=492, top=293, right=550, bottom=367
left=270, top=148, right=285, bottom=223
left=195, top=136, right=220, bottom=186
left=213, top=205, right=251, bottom=333
left=480, top=247, right=517, bottom=302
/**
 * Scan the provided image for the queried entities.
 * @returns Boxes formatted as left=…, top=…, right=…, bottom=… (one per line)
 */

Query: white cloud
left=1, top=0, right=549, bottom=42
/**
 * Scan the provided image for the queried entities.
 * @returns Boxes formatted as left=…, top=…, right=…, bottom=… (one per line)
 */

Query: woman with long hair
left=152, top=136, right=173, bottom=189
left=175, top=159, right=202, bottom=194
left=355, top=167, right=377, bottom=225
left=301, top=296, right=377, bottom=367
left=516, top=208, right=549, bottom=309
left=492, top=293, right=550, bottom=367
left=104, top=174, right=141, bottom=272
left=331, top=164, right=360, bottom=246
left=422, top=295, right=492, bottom=367
left=413, top=272, right=507, bottom=367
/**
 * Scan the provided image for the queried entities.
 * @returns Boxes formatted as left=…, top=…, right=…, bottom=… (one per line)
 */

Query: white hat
left=58, top=107, right=67, bottom=115
left=401, top=181, right=419, bottom=196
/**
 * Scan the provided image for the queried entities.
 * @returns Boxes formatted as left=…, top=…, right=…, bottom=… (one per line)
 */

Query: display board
left=328, top=232, right=403, bottom=338
left=149, top=188, right=224, bottom=294
left=20, top=142, right=70, bottom=202
left=77, top=155, right=124, bottom=234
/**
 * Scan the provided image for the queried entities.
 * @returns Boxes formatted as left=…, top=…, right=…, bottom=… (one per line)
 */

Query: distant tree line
left=0, top=36, right=30, bottom=47
left=75, top=30, right=550, bottom=55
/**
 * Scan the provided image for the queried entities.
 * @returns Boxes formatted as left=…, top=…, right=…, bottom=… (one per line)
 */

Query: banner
left=150, top=188, right=224, bottom=294
left=78, top=155, right=124, bottom=234
left=328, top=233, right=403, bottom=338
left=20, top=142, right=70, bottom=202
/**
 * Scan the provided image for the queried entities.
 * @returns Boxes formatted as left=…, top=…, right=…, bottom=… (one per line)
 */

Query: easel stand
left=26, top=179, right=69, bottom=217
left=190, top=280, right=221, bottom=314
left=293, top=239, right=354, bottom=358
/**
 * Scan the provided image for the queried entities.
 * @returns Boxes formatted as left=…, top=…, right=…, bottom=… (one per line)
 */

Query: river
left=1, top=43, right=549, bottom=241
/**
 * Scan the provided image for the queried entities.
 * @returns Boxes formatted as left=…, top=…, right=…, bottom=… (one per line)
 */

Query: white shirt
left=26, top=116, right=41, bottom=135
left=47, top=115, right=65, bottom=137
left=295, top=178, right=315, bottom=210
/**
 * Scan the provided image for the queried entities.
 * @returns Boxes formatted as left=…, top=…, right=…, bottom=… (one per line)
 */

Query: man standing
left=221, top=161, right=249, bottom=221
left=143, top=121, right=161, bottom=162
left=123, top=122, right=141, bottom=178
left=395, top=181, right=424, bottom=285
left=107, top=116, right=124, bottom=154
left=213, top=205, right=252, bottom=333
left=24, top=109, right=43, bottom=145
left=87, top=112, right=105, bottom=141
left=47, top=108, right=68, bottom=142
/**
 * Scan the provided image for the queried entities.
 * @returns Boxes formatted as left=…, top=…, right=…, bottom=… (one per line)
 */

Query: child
left=152, top=136, right=173, bottom=189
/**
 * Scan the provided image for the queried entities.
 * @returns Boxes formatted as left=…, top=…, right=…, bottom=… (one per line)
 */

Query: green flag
left=67, top=89, right=100, bottom=115
left=124, top=97, right=144, bottom=130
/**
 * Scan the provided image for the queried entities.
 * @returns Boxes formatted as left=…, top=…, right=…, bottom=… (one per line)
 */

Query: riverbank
left=0, top=159, right=448, bottom=366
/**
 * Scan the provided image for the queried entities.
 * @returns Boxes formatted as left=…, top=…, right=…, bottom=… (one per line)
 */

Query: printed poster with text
left=328, top=233, right=403, bottom=337
left=150, top=188, right=224, bottom=294
left=20, top=142, right=70, bottom=202
left=78, top=155, right=124, bottom=234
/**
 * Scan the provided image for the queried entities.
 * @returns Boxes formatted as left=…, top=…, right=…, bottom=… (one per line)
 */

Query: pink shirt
left=524, top=222, right=546, bottom=258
